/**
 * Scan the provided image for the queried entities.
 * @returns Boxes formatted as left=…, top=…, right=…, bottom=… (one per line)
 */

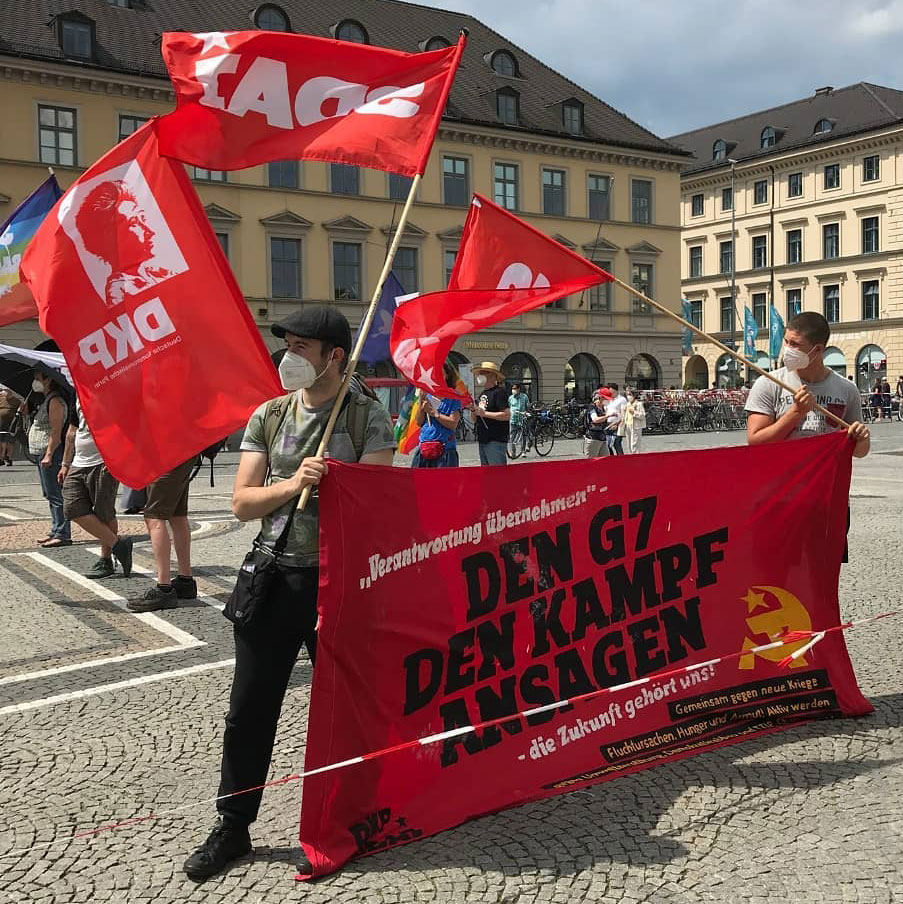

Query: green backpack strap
left=344, top=392, right=370, bottom=461
left=263, top=392, right=294, bottom=453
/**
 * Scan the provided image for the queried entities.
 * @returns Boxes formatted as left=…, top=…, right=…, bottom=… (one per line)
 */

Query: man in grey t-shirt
left=746, top=312, right=870, bottom=456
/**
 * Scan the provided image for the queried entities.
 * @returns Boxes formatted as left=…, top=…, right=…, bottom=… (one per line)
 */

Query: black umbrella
left=0, top=343, right=72, bottom=400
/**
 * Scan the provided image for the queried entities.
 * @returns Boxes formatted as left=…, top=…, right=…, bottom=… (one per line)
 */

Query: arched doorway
left=715, top=353, right=742, bottom=388
left=502, top=352, right=541, bottom=402
left=625, top=353, right=661, bottom=390
left=823, top=346, right=846, bottom=378
left=447, top=350, right=469, bottom=370
left=564, top=353, right=601, bottom=401
left=684, top=355, right=708, bottom=389
left=856, top=344, right=886, bottom=390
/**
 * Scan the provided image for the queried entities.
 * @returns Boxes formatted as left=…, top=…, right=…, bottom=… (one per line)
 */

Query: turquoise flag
left=681, top=298, right=693, bottom=356
left=769, top=305, right=784, bottom=361
left=743, top=307, right=758, bottom=360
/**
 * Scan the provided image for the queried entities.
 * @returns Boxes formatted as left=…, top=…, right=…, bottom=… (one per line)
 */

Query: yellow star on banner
left=742, top=589, right=769, bottom=613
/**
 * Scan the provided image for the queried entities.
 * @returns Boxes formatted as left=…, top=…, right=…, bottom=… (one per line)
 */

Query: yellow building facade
left=1, top=0, right=686, bottom=400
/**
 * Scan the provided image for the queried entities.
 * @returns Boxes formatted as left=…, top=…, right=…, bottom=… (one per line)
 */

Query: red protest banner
left=157, top=31, right=464, bottom=176
left=299, top=431, right=869, bottom=876
left=20, top=122, right=282, bottom=487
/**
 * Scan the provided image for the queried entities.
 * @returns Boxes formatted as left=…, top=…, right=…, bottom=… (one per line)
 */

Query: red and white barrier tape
left=0, top=609, right=898, bottom=861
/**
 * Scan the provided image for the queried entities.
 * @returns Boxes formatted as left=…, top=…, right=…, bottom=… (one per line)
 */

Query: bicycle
left=508, top=410, right=555, bottom=459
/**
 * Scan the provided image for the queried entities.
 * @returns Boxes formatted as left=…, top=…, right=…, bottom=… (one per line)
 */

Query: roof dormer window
left=334, top=19, right=369, bottom=44
left=490, top=50, right=518, bottom=76
left=760, top=126, right=776, bottom=148
left=57, top=13, right=95, bottom=60
left=423, top=35, right=450, bottom=51
left=713, top=139, right=727, bottom=161
left=496, top=87, right=519, bottom=125
left=562, top=100, right=583, bottom=135
left=253, top=4, right=290, bottom=31
left=814, top=118, right=833, bottom=135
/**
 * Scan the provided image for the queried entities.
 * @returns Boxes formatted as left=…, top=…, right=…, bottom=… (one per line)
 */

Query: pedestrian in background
left=413, top=363, right=461, bottom=469
left=623, top=388, right=646, bottom=453
left=584, top=389, right=610, bottom=458
left=0, top=384, right=23, bottom=466
left=471, top=361, right=510, bottom=466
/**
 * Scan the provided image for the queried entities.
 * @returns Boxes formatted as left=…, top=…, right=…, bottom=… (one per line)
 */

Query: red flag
left=391, top=194, right=612, bottom=396
left=300, top=432, right=867, bottom=876
left=20, top=122, right=282, bottom=487
left=156, top=31, right=465, bottom=176
left=0, top=286, right=37, bottom=327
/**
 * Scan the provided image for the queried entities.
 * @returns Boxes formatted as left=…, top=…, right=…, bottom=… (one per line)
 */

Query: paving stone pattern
left=1, top=430, right=902, bottom=903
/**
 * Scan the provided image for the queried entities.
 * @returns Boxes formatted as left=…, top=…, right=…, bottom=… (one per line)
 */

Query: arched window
left=564, top=353, right=601, bottom=401
left=447, top=350, right=469, bottom=370
left=760, top=126, right=776, bottom=148
left=335, top=19, right=368, bottom=44
left=684, top=355, right=709, bottom=390
left=713, top=139, right=727, bottom=161
left=715, top=353, right=741, bottom=388
left=856, top=344, right=886, bottom=391
left=502, top=352, right=541, bottom=401
left=254, top=4, right=290, bottom=31
left=424, top=35, right=450, bottom=51
left=490, top=50, right=518, bottom=76
left=814, top=118, right=833, bottom=135
left=823, top=346, right=846, bottom=377
left=626, top=354, right=661, bottom=390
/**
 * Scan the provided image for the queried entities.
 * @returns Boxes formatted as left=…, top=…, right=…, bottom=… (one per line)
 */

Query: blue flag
left=356, top=271, right=406, bottom=365
left=681, top=298, right=693, bottom=356
left=744, top=307, right=758, bottom=360
left=769, top=305, right=785, bottom=362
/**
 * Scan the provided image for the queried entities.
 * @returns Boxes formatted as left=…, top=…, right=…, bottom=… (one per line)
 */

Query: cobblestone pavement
left=1, top=427, right=902, bottom=903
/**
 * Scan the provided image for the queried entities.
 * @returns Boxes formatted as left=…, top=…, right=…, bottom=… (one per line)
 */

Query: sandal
left=37, top=536, right=55, bottom=545
left=41, top=538, right=72, bottom=548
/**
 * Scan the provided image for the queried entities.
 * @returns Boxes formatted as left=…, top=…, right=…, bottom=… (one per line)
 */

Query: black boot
left=183, top=817, right=252, bottom=882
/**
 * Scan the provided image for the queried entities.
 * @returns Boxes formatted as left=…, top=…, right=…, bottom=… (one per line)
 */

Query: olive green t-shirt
left=240, top=392, right=395, bottom=567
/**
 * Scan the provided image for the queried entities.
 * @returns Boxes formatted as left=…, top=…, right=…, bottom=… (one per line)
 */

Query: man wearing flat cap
left=185, top=304, right=395, bottom=882
left=471, top=361, right=510, bottom=466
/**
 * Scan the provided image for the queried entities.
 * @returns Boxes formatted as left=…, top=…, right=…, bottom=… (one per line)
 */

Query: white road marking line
left=27, top=552, right=201, bottom=647
left=0, top=658, right=235, bottom=715
left=0, top=641, right=203, bottom=685
left=0, top=509, right=30, bottom=520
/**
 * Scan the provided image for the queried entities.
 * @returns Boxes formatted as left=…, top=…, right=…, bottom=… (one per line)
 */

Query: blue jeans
left=479, top=441, right=508, bottom=466
left=37, top=448, right=70, bottom=539
left=412, top=447, right=460, bottom=468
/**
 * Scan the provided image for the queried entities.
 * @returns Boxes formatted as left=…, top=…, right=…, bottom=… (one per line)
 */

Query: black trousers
left=217, top=565, right=318, bottom=826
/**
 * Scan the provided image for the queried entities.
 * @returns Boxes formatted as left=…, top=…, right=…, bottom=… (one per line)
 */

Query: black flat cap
left=271, top=305, right=352, bottom=354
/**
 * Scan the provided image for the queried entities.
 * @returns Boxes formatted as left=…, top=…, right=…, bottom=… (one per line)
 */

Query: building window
left=786, top=229, right=802, bottom=265
left=443, top=249, right=457, bottom=287
left=631, top=263, right=653, bottom=312
left=490, top=50, right=517, bottom=76
left=215, top=232, right=229, bottom=260
left=494, top=162, right=518, bottom=211
left=389, top=173, right=413, bottom=201
left=108, top=0, right=132, bottom=6
left=760, top=126, right=776, bottom=148
left=862, top=216, right=879, bottom=254
left=331, top=163, right=359, bottom=195
left=752, top=292, right=767, bottom=328
left=689, top=245, right=702, bottom=278
left=268, top=160, right=298, bottom=189
left=720, top=296, right=734, bottom=332
left=713, top=139, right=726, bottom=161
left=190, top=166, right=226, bottom=182
left=588, top=260, right=612, bottom=311
left=721, top=186, right=733, bottom=211
left=752, top=235, right=768, bottom=269
left=719, top=240, right=733, bottom=275
left=335, top=20, right=368, bottom=43
left=824, top=163, right=840, bottom=190
left=270, top=237, right=300, bottom=298
left=255, top=4, right=290, bottom=31
left=863, top=155, right=880, bottom=182
left=542, top=168, right=566, bottom=216
left=496, top=89, right=519, bottom=125
left=442, top=156, right=469, bottom=206
left=814, top=118, right=833, bottom=135
left=562, top=102, right=583, bottom=135
left=631, top=179, right=652, bottom=224
left=689, top=299, right=703, bottom=328
left=823, top=284, right=840, bottom=323
left=118, top=114, right=149, bottom=141
left=786, top=288, right=802, bottom=318
left=38, top=105, right=77, bottom=166
left=333, top=242, right=362, bottom=300
left=691, top=193, right=703, bottom=217
left=588, top=174, right=610, bottom=220
left=59, top=18, right=93, bottom=59
left=393, top=246, right=418, bottom=293
left=862, top=280, right=879, bottom=320
left=425, top=36, right=450, bottom=51
left=788, top=172, right=803, bottom=198
left=753, top=180, right=768, bottom=205
left=822, top=223, right=839, bottom=259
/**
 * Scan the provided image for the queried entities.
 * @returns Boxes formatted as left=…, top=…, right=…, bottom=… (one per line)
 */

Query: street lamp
left=727, top=157, right=738, bottom=387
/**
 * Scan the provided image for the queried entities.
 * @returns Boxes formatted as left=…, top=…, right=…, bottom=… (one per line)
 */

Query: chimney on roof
left=815, top=86, right=834, bottom=96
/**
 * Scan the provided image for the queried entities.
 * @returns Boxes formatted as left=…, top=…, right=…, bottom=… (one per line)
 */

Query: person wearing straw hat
left=470, top=361, right=510, bottom=466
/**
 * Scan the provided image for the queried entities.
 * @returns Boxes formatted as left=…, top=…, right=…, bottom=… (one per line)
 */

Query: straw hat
left=473, top=361, right=504, bottom=378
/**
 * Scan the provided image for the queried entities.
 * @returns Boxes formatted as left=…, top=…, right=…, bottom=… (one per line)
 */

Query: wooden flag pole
left=610, top=275, right=853, bottom=430
left=296, top=172, right=422, bottom=511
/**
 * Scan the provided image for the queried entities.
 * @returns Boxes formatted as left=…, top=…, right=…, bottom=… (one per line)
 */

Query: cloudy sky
left=420, top=0, right=903, bottom=137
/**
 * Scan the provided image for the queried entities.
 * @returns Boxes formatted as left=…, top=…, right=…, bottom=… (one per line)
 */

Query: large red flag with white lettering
left=390, top=194, right=612, bottom=396
left=20, top=122, right=282, bottom=487
left=156, top=31, right=465, bottom=175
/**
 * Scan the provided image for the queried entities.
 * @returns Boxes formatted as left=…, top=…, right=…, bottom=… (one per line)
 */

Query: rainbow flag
left=394, top=386, right=421, bottom=454
left=0, top=175, right=62, bottom=326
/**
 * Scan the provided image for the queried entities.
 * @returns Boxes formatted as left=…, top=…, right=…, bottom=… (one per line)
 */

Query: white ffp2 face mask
left=475, top=374, right=487, bottom=387
left=782, top=345, right=812, bottom=372
left=31, top=379, right=44, bottom=393
left=278, top=350, right=330, bottom=391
